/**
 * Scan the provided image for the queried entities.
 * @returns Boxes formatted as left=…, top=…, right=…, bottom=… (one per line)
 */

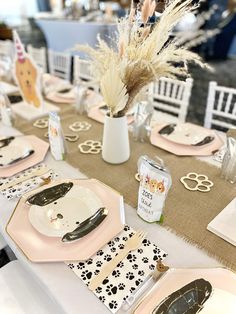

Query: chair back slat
left=232, top=102, right=236, bottom=115
left=148, top=77, right=193, bottom=123
left=225, top=93, right=233, bottom=113
left=216, top=91, right=224, bottom=111
left=159, top=80, right=165, bottom=96
left=171, top=83, right=178, bottom=99
left=73, top=56, right=99, bottom=92
left=166, top=81, right=171, bottom=97
left=204, top=81, right=236, bottom=130
left=48, top=50, right=71, bottom=81
left=176, top=85, right=184, bottom=100
left=27, top=45, right=47, bottom=73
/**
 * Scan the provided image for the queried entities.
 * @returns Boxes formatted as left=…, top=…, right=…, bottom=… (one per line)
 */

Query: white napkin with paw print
left=67, top=225, right=167, bottom=313
left=0, top=163, right=58, bottom=200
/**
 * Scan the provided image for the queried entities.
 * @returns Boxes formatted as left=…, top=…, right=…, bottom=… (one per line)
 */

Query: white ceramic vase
left=102, top=115, right=130, bottom=164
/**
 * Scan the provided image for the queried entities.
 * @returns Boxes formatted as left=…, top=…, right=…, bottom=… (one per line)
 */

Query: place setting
left=0, top=134, right=49, bottom=177
left=6, top=174, right=170, bottom=313
left=150, top=123, right=224, bottom=156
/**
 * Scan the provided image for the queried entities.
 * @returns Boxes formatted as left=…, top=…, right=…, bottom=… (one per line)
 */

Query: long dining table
left=0, top=117, right=226, bottom=314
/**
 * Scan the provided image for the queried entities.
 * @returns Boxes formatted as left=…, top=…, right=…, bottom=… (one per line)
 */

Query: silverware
left=0, top=166, right=51, bottom=191
left=89, top=230, right=146, bottom=291
left=61, top=207, right=108, bottom=243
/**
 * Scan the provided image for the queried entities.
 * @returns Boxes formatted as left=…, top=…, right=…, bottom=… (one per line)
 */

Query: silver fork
left=88, top=230, right=146, bottom=291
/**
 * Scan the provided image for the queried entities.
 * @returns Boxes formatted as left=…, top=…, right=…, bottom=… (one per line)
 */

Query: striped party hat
left=13, top=30, right=25, bottom=63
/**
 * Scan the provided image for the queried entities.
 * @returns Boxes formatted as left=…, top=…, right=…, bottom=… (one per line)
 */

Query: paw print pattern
left=67, top=227, right=167, bottom=312
left=108, top=241, right=115, bottom=247
left=153, top=255, right=163, bottom=261
left=78, top=140, right=102, bottom=154
left=77, top=262, right=85, bottom=269
left=112, top=269, right=121, bottom=278
left=96, top=261, right=103, bottom=267
left=126, top=272, right=135, bottom=280
left=86, top=258, right=93, bottom=265
left=81, top=270, right=93, bottom=281
left=109, top=300, right=118, bottom=310
left=180, top=172, right=213, bottom=192
left=132, top=264, right=138, bottom=270
left=118, top=283, right=125, bottom=290
left=149, top=264, right=155, bottom=270
left=153, top=247, right=161, bottom=255
left=104, top=254, right=112, bottom=262
left=127, top=253, right=137, bottom=263
left=106, top=284, right=118, bottom=295
left=135, top=278, right=142, bottom=286
left=96, top=250, right=103, bottom=256
left=95, top=287, right=102, bottom=294
left=142, top=239, right=151, bottom=246
left=102, top=278, right=109, bottom=285
left=117, top=261, right=124, bottom=268
left=99, top=296, right=105, bottom=302
left=124, top=225, right=130, bottom=231
left=138, top=270, right=145, bottom=276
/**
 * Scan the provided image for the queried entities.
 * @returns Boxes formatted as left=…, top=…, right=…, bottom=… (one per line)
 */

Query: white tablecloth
left=0, top=123, right=222, bottom=314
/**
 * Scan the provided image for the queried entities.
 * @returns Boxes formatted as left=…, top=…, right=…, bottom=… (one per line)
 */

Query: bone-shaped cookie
left=78, top=140, right=102, bottom=154
left=69, top=121, right=91, bottom=132
left=44, top=132, right=79, bottom=142
left=180, top=172, right=214, bottom=192
left=33, top=118, right=48, bottom=129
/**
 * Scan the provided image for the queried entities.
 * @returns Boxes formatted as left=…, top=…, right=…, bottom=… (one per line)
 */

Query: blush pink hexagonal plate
left=0, top=135, right=49, bottom=177
left=134, top=268, right=236, bottom=314
left=150, top=124, right=224, bottom=156
left=6, top=179, right=125, bottom=262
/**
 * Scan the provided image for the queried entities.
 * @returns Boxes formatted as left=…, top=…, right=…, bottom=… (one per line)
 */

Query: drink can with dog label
left=137, top=155, right=172, bottom=223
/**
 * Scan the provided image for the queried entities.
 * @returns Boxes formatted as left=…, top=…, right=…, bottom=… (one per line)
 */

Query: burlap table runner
left=15, top=108, right=236, bottom=270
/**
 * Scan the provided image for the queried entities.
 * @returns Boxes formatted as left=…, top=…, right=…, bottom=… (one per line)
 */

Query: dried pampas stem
left=75, top=0, right=209, bottom=117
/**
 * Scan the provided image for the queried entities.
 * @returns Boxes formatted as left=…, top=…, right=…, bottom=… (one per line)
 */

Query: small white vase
left=102, top=115, right=130, bottom=164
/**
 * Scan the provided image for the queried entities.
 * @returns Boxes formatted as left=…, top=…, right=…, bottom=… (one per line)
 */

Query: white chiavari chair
left=204, top=81, right=236, bottom=130
left=48, top=50, right=71, bottom=81
left=73, top=56, right=99, bottom=92
left=148, top=77, right=193, bottom=123
left=27, top=45, right=47, bottom=73
left=0, top=40, right=14, bottom=59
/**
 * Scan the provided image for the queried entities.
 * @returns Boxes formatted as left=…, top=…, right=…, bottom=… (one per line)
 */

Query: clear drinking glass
left=221, top=136, right=236, bottom=184
left=132, top=101, right=153, bottom=142
left=74, top=83, right=88, bottom=115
